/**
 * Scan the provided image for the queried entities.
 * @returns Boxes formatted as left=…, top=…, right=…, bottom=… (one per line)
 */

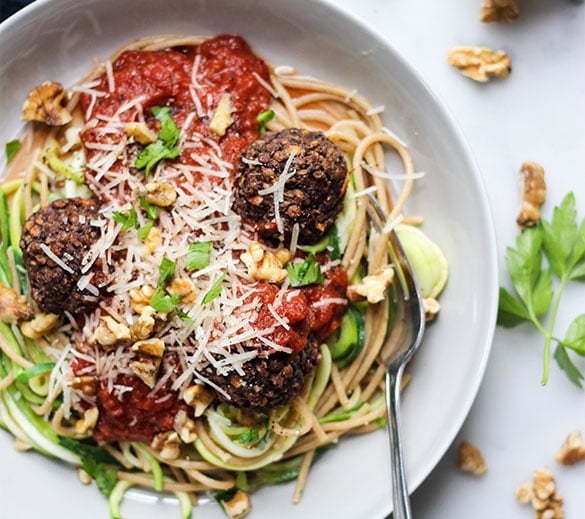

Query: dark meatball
left=205, top=338, right=321, bottom=410
left=232, top=128, right=348, bottom=244
left=20, top=197, right=105, bottom=315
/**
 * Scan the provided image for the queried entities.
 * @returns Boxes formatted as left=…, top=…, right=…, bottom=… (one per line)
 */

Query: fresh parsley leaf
left=137, top=222, right=154, bottom=241
left=139, top=196, right=159, bottom=220
left=563, top=314, right=585, bottom=356
left=112, top=206, right=138, bottom=232
left=202, top=272, right=226, bottom=304
left=157, top=257, right=176, bottom=288
left=257, top=109, right=274, bottom=135
left=286, top=254, right=324, bottom=287
left=134, top=107, right=180, bottom=179
left=238, top=429, right=259, bottom=444
left=186, top=241, right=212, bottom=271
left=152, top=106, right=180, bottom=147
left=498, top=191, right=585, bottom=387
left=149, top=287, right=182, bottom=313
left=554, top=345, right=584, bottom=389
left=541, top=192, right=578, bottom=278
left=6, top=139, right=22, bottom=163
left=497, top=287, right=531, bottom=327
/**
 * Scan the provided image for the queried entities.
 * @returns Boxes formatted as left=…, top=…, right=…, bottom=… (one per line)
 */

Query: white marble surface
left=326, top=0, right=585, bottom=517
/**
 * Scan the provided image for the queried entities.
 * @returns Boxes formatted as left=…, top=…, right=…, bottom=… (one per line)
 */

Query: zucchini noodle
left=0, top=34, right=446, bottom=518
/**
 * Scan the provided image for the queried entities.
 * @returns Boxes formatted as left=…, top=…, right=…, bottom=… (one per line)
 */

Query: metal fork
left=366, top=193, right=426, bottom=519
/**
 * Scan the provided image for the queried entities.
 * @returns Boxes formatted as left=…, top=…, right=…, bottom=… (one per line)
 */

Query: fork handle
left=385, top=368, right=412, bottom=519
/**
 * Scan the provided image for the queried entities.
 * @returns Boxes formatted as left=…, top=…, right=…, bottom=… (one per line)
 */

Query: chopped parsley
left=286, top=254, right=324, bottom=287
left=5, top=139, right=22, bottom=163
left=82, top=458, right=119, bottom=497
left=149, top=288, right=182, bottom=314
left=157, top=257, right=176, bottom=288
left=139, top=196, right=159, bottom=220
left=238, top=429, right=259, bottom=444
left=202, top=272, right=227, bottom=304
left=137, top=221, right=154, bottom=241
left=112, top=206, right=138, bottom=231
left=186, top=241, right=212, bottom=271
left=134, top=106, right=180, bottom=179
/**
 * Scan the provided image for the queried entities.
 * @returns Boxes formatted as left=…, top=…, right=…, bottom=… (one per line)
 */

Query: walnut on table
left=456, top=440, right=488, bottom=476
left=448, top=47, right=512, bottom=82
left=516, top=467, right=564, bottom=519
left=480, top=0, right=520, bottom=23
left=554, top=431, right=585, bottom=466
left=517, top=161, right=546, bottom=229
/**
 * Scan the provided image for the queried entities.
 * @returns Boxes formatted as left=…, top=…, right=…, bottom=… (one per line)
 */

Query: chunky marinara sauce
left=75, top=35, right=348, bottom=442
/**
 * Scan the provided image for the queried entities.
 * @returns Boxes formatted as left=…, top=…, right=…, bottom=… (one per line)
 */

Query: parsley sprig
left=498, top=192, right=585, bottom=387
left=134, top=107, right=180, bottom=179
left=286, top=253, right=324, bottom=287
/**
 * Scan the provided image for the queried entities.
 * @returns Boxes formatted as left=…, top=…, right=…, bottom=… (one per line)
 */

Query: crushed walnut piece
left=167, top=277, right=197, bottom=304
left=124, top=122, right=157, bottom=145
left=130, top=285, right=156, bottom=314
left=0, top=283, right=33, bottom=323
left=21, top=312, right=60, bottom=340
left=139, top=181, right=177, bottom=208
left=90, top=316, right=131, bottom=349
left=457, top=440, right=488, bottom=476
left=75, top=407, right=99, bottom=435
left=516, top=467, right=564, bottom=519
left=183, top=384, right=215, bottom=417
left=517, top=161, right=546, bottom=229
left=129, top=338, right=165, bottom=388
left=554, top=431, right=585, bottom=466
left=347, top=265, right=394, bottom=304
left=240, top=242, right=291, bottom=284
left=219, top=489, right=252, bottom=519
left=142, top=226, right=161, bottom=256
left=209, top=93, right=234, bottom=136
left=151, top=430, right=182, bottom=460
left=22, top=81, right=72, bottom=126
left=480, top=0, right=519, bottom=23
left=448, top=47, right=512, bottom=82
left=423, top=297, right=440, bottom=322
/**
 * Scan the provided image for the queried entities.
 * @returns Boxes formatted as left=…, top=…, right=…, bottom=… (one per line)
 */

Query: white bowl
left=0, top=1, right=498, bottom=518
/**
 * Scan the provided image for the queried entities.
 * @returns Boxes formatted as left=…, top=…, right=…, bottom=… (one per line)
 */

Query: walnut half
left=554, top=431, right=585, bottom=466
left=22, top=81, right=72, bottom=126
left=480, top=0, right=520, bottom=23
left=448, top=47, right=512, bottom=82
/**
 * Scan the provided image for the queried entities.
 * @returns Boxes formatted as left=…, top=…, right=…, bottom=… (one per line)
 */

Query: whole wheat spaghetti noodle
left=0, top=34, right=446, bottom=517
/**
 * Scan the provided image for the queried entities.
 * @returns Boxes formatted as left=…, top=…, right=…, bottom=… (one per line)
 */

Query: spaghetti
left=0, top=34, right=444, bottom=517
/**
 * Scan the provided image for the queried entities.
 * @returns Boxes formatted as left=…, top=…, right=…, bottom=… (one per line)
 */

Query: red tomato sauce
left=79, top=34, right=271, bottom=198
left=74, top=35, right=349, bottom=442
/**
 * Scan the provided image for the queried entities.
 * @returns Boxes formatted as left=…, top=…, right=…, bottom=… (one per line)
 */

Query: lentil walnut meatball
left=232, top=128, right=348, bottom=244
left=20, top=197, right=105, bottom=316
left=205, top=337, right=321, bottom=410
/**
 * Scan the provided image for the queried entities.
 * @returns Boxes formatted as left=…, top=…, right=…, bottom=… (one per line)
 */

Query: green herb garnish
left=257, top=109, right=274, bottom=135
left=185, top=241, right=212, bottom=271
left=139, top=196, right=159, bottom=220
left=149, top=288, right=182, bottom=314
left=5, top=139, right=22, bottom=163
left=202, top=272, right=227, bottom=304
left=157, top=257, right=176, bottom=288
left=134, top=106, right=180, bottom=178
left=137, top=222, right=154, bottom=241
left=286, top=254, right=324, bottom=287
left=112, top=206, right=138, bottom=231
left=498, top=192, right=585, bottom=387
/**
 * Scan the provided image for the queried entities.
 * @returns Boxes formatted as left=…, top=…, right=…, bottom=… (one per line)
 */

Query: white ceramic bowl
left=0, top=1, right=498, bottom=518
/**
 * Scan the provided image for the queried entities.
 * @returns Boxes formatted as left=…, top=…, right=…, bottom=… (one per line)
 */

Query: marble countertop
left=326, top=0, right=585, bottom=517
left=1, top=1, right=583, bottom=518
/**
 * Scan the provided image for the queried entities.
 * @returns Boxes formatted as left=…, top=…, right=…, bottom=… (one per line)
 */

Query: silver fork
left=366, top=193, right=426, bottom=519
